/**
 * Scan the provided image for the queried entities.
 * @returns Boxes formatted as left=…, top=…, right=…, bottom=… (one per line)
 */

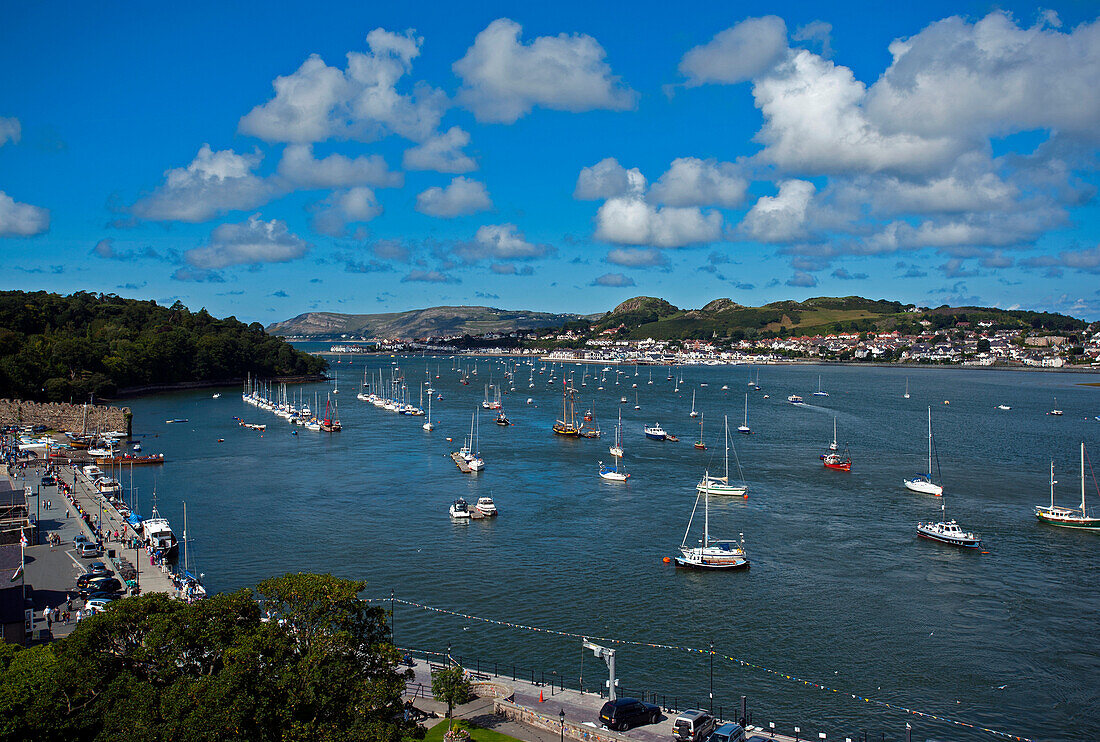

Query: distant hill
left=266, top=306, right=592, bottom=339
left=594, top=296, right=1085, bottom=339
left=268, top=296, right=1086, bottom=342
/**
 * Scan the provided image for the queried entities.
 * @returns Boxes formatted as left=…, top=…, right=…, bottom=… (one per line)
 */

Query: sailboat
left=599, top=456, right=629, bottom=481
left=634, top=390, right=640, bottom=410
left=1035, top=443, right=1100, bottom=529
left=737, top=394, right=751, bottom=434
left=904, top=378, right=910, bottom=399
left=904, top=407, right=943, bottom=496
left=609, top=409, right=624, bottom=458
left=813, top=375, right=829, bottom=397
left=1047, top=397, right=1063, bottom=416
left=694, top=413, right=706, bottom=450
left=467, top=411, right=484, bottom=471
left=821, top=417, right=851, bottom=471
left=917, top=487, right=981, bottom=548
left=689, top=390, right=698, bottom=418
left=422, top=392, right=434, bottom=431
left=675, top=477, right=748, bottom=570
left=553, top=382, right=582, bottom=437
left=697, top=417, right=747, bottom=496
left=332, top=369, right=339, bottom=395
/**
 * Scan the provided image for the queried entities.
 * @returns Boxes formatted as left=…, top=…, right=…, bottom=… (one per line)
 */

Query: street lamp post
left=559, top=708, right=565, bottom=742
left=709, top=642, right=714, bottom=713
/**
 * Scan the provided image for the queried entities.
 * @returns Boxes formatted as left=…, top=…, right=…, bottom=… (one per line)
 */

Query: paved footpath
left=402, top=655, right=802, bottom=742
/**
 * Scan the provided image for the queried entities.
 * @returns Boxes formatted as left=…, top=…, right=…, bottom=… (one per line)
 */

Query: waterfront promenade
left=402, top=653, right=811, bottom=742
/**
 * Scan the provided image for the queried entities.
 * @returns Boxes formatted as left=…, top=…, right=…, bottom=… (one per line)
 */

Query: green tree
left=431, top=666, right=471, bottom=730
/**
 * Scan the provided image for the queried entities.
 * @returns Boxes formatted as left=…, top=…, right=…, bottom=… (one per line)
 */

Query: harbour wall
left=0, top=399, right=130, bottom=433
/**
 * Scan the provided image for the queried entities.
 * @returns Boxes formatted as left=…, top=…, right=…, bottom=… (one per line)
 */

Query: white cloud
left=679, top=16, right=789, bottom=86
left=455, top=223, right=552, bottom=263
left=574, top=158, right=645, bottom=200
left=416, top=177, right=492, bottom=218
left=591, top=272, right=636, bottom=287
left=866, top=12, right=1100, bottom=141
left=311, top=187, right=383, bottom=237
left=402, top=127, right=477, bottom=173
left=606, top=247, right=669, bottom=267
left=239, top=28, right=446, bottom=144
left=402, top=269, right=455, bottom=283
left=184, top=215, right=310, bottom=269
left=739, top=180, right=816, bottom=243
left=1022, top=245, right=1100, bottom=274
left=786, top=271, right=818, bottom=287
left=132, top=144, right=277, bottom=223
left=454, top=18, right=636, bottom=123
left=649, top=157, right=748, bottom=208
left=0, top=191, right=49, bottom=236
left=752, top=50, right=964, bottom=175
left=0, top=117, right=20, bottom=146
left=277, top=144, right=402, bottom=189
left=595, top=187, right=723, bottom=248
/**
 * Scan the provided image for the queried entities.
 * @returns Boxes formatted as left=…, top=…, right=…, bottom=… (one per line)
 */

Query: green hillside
left=266, top=305, right=590, bottom=339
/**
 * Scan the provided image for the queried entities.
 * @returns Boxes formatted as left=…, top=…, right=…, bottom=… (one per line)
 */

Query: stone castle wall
left=0, top=400, right=129, bottom=433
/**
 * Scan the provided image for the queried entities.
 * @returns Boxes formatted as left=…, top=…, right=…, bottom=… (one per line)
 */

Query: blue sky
left=2, top=0, right=1100, bottom=323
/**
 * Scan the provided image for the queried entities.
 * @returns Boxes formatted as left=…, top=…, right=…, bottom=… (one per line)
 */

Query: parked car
left=40, top=475, right=56, bottom=486
left=598, top=698, right=661, bottom=732
left=79, top=577, right=122, bottom=596
left=708, top=722, right=747, bottom=742
left=673, top=710, right=717, bottom=742
left=85, top=597, right=115, bottom=611
left=73, top=534, right=91, bottom=546
left=76, top=569, right=113, bottom=588
left=76, top=542, right=101, bottom=558
left=86, top=561, right=110, bottom=576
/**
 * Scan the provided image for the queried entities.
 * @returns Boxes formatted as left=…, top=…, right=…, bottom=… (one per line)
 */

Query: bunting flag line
left=367, top=597, right=1036, bottom=742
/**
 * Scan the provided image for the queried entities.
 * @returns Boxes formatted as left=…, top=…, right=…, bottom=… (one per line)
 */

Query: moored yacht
left=644, top=422, right=667, bottom=441
left=475, top=496, right=498, bottom=516
left=449, top=498, right=471, bottom=520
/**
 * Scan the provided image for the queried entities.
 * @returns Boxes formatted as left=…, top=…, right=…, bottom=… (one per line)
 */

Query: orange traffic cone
left=539, top=689, right=544, bottom=703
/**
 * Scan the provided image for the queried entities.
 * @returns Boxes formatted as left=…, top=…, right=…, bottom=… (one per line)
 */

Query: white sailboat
left=689, top=390, right=698, bottom=418
left=1047, top=397, right=1063, bottom=416
left=634, top=390, right=640, bottom=410
left=675, top=478, right=748, bottom=570
left=332, top=369, right=339, bottom=395
left=422, top=391, right=434, bottom=431
left=609, top=409, right=624, bottom=458
left=468, top=411, right=484, bottom=471
left=904, top=407, right=943, bottom=496
left=904, top=378, right=910, bottom=399
left=813, top=375, right=829, bottom=397
left=696, top=416, right=748, bottom=496
left=737, top=393, right=751, bottom=434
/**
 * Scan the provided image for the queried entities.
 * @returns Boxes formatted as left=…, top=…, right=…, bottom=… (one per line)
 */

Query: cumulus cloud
left=372, top=239, right=411, bottom=262
left=739, top=180, right=816, bottom=243
left=591, top=272, right=636, bottom=287
left=402, top=269, right=455, bottom=283
left=595, top=196, right=722, bottom=248
left=239, top=28, right=446, bottom=144
left=607, top=247, right=669, bottom=267
left=0, top=117, right=20, bottom=146
left=310, top=187, right=383, bottom=237
left=679, top=16, right=789, bottom=86
left=402, top=126, right=477, bottom=173
left=831, top=267, right=868, bottom=280
left=649, top=157, right=748, bottom=208
left=785, top=271, right=818, bottom=287
left=0, top=191, right=49, bottom=236
left=184, top=214, right=311, bottom=269
left=277, top=144, right=402, bottom=189
left=865, top=12, right=1100, bottom=142
left=1022, top=245, right=1100, bottom=274
left=574, top=158, right=645, bottom=200
left=416, top=177, right=492, bottom=218
left=454, top=18, right=636, bottom=123
left=455, top=223, right=552, bottom=262
left=132, top=144, right=277, bottom=223
left=489, top=263, right=534, bottom=275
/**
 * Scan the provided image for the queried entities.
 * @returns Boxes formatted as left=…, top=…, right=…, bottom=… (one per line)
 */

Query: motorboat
left=644, top=423, right=667, bottom=441
left=475, top=496, right=498, bottom=516
left=997, top=404, right=1011, bottom=410
left=916, top=519, right=980, bottom=548
left=449, top=498, right=471, bottom=520
left=787, top=394, right=804, bottom=405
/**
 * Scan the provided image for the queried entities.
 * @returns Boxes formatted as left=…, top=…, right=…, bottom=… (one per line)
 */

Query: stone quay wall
left=0, top=400, right=130, bottom=433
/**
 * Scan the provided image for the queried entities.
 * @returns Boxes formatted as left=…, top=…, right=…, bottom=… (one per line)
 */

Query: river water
left=118, top=355, right=1100, bottom=741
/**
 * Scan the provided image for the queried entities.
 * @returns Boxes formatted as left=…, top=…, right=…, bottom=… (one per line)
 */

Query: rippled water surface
left=121, top=357, right=1100, bottom=741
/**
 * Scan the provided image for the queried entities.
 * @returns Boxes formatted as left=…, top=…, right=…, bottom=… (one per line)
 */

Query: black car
left=40, top=475, right=56, bottom=486
left=76, top=570, right=113, bottom=588
left=79, top=577, right=122, bottom=596
left=598, top=698, right=661, bottom=731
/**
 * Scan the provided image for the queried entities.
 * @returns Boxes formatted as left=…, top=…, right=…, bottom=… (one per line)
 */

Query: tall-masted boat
left=675, top=476, right=748, bottom=570
left=737, top=393, right=751, bottom=434
left=553, top=382, right=582, bottom=436
left=904, top=407, right=943, bottom=496
left=1035, top=443, right=1100, bottom=529
left=697, top=416, right=747, bottom=496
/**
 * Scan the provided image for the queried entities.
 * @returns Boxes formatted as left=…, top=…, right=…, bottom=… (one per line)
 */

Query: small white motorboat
left=449, top=498, right=471, bottom=519
left=475, top=496, right=498, bottom=516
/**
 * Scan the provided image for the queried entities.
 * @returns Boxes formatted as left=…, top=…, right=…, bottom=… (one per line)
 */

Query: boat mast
left=744, top=394, right=748, bottom=427
left=1082, top=442, right=1087, bottom=513
left=1049, top=460, right=1055, bottom=509
left=927, top=407, right=933, bottom=480
left=724, top=416, right=730, bottom=481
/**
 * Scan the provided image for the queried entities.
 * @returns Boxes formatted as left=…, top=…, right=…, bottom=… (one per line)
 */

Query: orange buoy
left=662, top=556, right=671, bottom=563
left=446, top=437, right=453, bottom=442
left=217, top=438, right=224, bottom=442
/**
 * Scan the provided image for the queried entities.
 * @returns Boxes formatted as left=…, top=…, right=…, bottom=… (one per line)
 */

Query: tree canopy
left=0, top=573, right=418, bottom=742
left=0, top=291, right=326, bottom=401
